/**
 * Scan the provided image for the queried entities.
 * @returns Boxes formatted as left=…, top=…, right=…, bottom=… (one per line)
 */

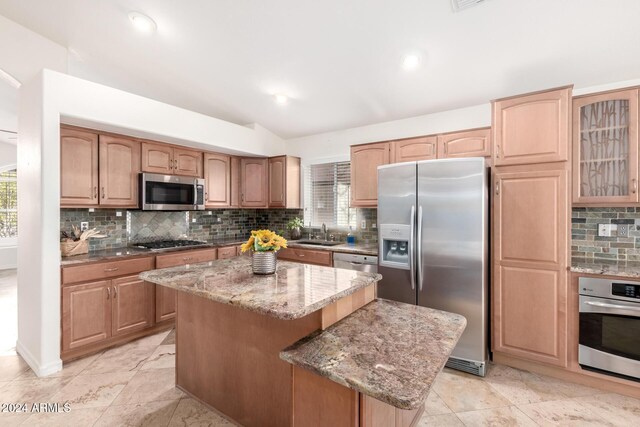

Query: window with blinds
left=0, top=169, right=17, bottom=239
left=303, top=161, right=356, bottom=228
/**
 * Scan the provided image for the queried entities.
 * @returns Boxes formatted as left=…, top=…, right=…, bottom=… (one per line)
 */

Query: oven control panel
left=612, top=283, right=640, bottom=299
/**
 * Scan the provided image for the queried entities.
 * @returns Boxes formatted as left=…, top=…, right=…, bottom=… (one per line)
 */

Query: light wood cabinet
left=204, top=153, right=231, bottom=207
left=217, top=246, right=238, bottom=259
left=572, top=88, right=639, bottom=205
left=174, top=147, right=203, bottom=177
left=154, top=248, right=217, bottom=322
left=60, top=127, right=99, bottom=207
left=493, top=87, right=571, bottom=166
left=268, top=156, right=301, bottom=208
left=98, top=135, right=140, bottom=207
left=60, top=257, right=159, bottom=360
left=438, top=128, right=491, bottom=159
left=390, top=136, right=437, bottom=163
left=141, top=141, right=174, bottom=174
left=61, top=280, right=111, bottom=351
left=156, top=286, right=177, bottom=323
left=350, top=142, right=390, bottom=207
left=493, top=168, right=569, bottom=367
left=240, top=158, right=268, bottom=208
left=141, top=141, right=203, bottom=177
left=111, top=275, right=154, bottom=336
left=230, top=156, right=241, bottom=208
left=278, top=247, right=332, bottom=266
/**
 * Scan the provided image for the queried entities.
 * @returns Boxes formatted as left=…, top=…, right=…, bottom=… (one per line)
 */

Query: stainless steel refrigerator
left=377, top=157, right=488, bottom=376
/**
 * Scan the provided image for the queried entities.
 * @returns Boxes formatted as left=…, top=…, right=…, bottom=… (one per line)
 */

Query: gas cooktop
left=133, top=239, right=209, bottom=251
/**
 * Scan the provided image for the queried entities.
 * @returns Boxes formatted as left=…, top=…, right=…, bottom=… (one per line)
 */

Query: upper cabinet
left=493, top=86, right=571, bottom=166
left=98, top=135, right=140, bottom=207
left=438, top=128, right=491, bottom=159
left=230, top=156, right=241, bottom=208
left=390, top=136, right=437, bottom=163
left=61, top=128, right=140, bottom=208
left=572, top=88, right=639, bottom=205
left=204, top=153, right=231, bottom=207
left=60, top=127, right=99, bottom=207
left=141, top=142, right=202, bottom=177
left=240, top=158, right=268, bottom=208
left=350, top=142, right=390, bottom=207
left=268, top=156, right=301, bottom=208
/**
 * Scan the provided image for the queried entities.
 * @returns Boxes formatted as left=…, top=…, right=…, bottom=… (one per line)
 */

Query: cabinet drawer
left=62, top=257, right=155, bottom=285
left=278, top=248, right=332, bottom=266
left=217, top=245, right=238, bottom=259
left=155, top=248, right=217, bottom=269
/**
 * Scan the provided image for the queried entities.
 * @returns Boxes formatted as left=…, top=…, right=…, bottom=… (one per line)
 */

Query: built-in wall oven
left=140, top=173, right=205, bottom=211
left=579, top=277, right=640, bottom=382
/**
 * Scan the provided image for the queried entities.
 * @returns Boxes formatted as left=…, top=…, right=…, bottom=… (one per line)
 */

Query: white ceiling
left=1, top=0, right=640, bottom=139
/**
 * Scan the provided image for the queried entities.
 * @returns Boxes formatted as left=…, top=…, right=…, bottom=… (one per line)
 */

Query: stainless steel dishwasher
left=332, top=252, right=378, bottom=273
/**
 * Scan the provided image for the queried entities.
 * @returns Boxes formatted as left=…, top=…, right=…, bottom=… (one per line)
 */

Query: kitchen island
left=140, top=256, right=381, bottom=427
left=140, top=256, right=465, bottom=426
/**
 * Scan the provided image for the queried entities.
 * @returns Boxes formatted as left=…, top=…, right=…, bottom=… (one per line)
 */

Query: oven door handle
left=584, top=300, right=640, bottom=313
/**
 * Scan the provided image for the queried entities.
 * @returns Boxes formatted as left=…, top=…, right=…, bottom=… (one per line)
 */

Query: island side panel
left=176, top=291, right=322, bottom=427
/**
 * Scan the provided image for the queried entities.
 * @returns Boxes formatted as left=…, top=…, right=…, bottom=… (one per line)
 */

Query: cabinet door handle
left=101, top=187, right=105, bottom=199
left=93, top=186, right=97, bottom=199
left=633, top=179, right=637, bottom=194
left=106, top=287, right=110, bottom=299
left=298, top=253, right=305, bottom=257
left=113, top=286, right=117, bottom=298
left=495, top=181, right=500, bottom=196
left=104, top=267, right=119, bottom=272
left=496, top=144, right=501, bottom=158
left=183, top=257, right=193, bottom=262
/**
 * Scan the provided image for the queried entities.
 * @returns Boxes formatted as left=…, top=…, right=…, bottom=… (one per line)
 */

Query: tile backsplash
left=60, top=208, right=379, bottom=250
left=572, top=207, right=640, bottom=261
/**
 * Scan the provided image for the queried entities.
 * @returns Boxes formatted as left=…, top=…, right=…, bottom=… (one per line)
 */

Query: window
left=0, top=169, right=17, bottom=239
left=303, top=161, right=356, bottom=228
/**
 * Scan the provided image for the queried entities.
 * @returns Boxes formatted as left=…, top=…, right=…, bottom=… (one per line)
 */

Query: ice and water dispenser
left=379, top=224, right=411, bottom=270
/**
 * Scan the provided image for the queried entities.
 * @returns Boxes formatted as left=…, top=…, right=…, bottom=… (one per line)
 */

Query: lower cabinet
left=111, top=276, right=154, bottom=336
left=156, top=286, right=177, bottom=323
left=62, top=275, right=154, bottom=352
left=61, top=280, right=112, bottom=351
left=278, top=247, right=332, bottom=266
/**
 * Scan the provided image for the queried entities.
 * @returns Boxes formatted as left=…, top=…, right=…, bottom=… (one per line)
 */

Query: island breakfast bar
left=140, top=256, right=382, bottom=427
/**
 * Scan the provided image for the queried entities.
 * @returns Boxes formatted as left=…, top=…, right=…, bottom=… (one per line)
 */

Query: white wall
left=285, top=104, right=491, bottom=164
left=17, top=70, right=286, bottom=377
left=0, top=141, right=16, bottom=169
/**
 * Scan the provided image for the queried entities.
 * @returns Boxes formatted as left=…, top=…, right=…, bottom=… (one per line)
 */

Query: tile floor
left=1, top=269, right=640, bottom=426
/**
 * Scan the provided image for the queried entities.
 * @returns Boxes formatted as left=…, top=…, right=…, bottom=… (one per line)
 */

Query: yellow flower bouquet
left=242, top=230, right=287, bottom=274
left=241, top=229, right=288, bottom=252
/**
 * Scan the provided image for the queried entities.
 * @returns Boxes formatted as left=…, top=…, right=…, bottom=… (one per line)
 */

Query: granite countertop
left=280, top=299, right=467, bottom=410
left=61, top=239, right=377, bottom=266
left=139, top=256, right=382, bottom=320
left=571, top=257, right=640, bottom=278
left=60, top=239, right=246, bottom=267
left=287, top=241, right=378, bottom=256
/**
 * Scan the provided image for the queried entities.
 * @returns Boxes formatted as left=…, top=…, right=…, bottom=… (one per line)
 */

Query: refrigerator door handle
left=417, top=205, right=424, bottom=291
left=409, top=205, right=416, bottom=290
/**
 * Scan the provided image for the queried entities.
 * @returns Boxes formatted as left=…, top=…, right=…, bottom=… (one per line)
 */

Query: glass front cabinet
left=573, top=89, right=639, bottom=204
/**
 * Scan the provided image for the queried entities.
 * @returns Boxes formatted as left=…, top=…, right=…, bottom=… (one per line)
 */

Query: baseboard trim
left=0, top=264, right=17, bottom=270
left=16, top=340, right=63, bottom=377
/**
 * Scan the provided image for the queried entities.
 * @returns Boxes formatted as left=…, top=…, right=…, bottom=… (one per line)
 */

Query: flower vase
left=252, top=251, right=277, bottom=275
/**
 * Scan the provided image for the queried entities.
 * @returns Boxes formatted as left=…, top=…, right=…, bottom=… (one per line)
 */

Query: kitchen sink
left=294, top=240, right=342, bottom=247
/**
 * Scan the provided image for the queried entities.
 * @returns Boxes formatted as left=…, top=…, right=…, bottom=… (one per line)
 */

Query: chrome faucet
left=321, top=223, right=327, bottom=241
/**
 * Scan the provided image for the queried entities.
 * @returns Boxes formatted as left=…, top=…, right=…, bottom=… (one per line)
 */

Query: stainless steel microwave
left=140, top=173, right=205, bottom=211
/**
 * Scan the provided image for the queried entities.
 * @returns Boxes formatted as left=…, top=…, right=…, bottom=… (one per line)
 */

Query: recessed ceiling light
left=128, top=11, right=157, bottom=33
left=402, top=54, right=420, bottom=70
left=0, top=68, right=21, bottom=88
left=274, top=94, right=289, bottom=105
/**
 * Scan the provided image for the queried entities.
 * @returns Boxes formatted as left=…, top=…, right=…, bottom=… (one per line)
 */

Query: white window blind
left=303, top=161, right=356, bottom=229
left=0, top=169, right=17, bottom=238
